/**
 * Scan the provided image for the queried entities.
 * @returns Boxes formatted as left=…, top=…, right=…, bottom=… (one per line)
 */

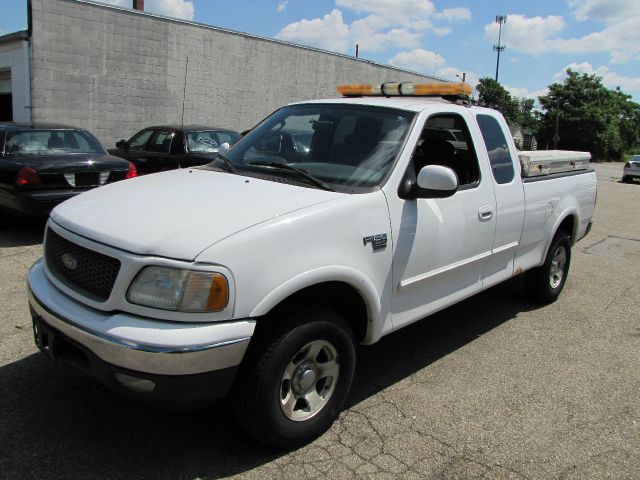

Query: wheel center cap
left=292, top=362, right=316, bottom=393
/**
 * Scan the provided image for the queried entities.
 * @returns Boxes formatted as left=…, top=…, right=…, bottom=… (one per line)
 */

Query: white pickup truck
left=27, top=82, right=596, bottom=447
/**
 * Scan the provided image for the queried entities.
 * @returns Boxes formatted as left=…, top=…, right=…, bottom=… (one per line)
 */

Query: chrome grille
left=44, top=228, right=120, bottom=301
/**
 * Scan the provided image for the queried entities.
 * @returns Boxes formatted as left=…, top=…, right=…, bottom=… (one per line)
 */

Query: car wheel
left=525, top=230, right=571, bottom=304
left=231, top=304, right=356, bottom=448
left=622, top=175, right=631, bottom=183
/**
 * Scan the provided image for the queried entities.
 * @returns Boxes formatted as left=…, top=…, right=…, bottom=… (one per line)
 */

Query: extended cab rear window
left=476, top=114, right=515, bottom=184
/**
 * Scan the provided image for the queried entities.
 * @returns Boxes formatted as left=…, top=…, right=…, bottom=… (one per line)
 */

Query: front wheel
left=525, top=230, right=571, bottom=304
left=231, top=305, right=356, bottom=448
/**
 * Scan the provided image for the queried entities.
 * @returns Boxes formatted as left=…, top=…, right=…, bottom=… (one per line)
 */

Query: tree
left=537, top=69, right=640, bottom=160
left=518, top=98, right=538, bottom=131
left=475, top=78, right=520, bottom=124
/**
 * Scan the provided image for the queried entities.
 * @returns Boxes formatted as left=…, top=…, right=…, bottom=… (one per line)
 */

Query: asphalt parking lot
left=1, top=162, right=638, bottom=479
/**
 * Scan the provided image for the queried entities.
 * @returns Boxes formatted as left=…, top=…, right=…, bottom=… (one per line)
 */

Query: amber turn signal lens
left=207, top=274, right=229, bottom=311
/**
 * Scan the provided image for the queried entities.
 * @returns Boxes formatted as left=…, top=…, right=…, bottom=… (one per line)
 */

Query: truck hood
left=51, top=169, right=342, bottom=260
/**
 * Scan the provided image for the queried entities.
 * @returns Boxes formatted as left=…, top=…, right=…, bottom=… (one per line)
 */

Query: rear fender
left=542, top=208, right=578, bottom=261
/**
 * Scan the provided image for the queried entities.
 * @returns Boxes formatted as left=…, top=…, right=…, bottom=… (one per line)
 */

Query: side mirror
left=116, top=139, right=128, bottom=150
left=413, top=165, right=458, bottom=198
left=219, top=142, right=230, bottom=155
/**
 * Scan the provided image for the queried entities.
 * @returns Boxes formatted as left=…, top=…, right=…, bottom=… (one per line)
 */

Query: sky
left=1, top=0, right=639, bottom=103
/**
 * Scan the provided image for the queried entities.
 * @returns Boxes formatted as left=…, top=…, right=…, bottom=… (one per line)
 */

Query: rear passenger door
left=391, top=111, right=497, bottom=329
left=475, top=112, right=525, bottom=288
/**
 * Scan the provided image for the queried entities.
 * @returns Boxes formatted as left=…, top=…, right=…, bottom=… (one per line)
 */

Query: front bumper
left=28, top=259, right=255, bottom=406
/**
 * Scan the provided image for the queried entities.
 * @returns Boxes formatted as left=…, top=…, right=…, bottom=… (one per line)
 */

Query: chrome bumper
left=28, top=259, right=255, bottom=376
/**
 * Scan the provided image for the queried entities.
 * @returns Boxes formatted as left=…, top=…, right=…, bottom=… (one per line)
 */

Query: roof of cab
left=288, top=95, right=470, bottom=113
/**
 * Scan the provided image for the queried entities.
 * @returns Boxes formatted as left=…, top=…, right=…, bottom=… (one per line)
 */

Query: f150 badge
left=363, top=233, right=387, bottom=250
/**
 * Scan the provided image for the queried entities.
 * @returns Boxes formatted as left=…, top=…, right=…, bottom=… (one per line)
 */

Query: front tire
left=231, top=305, right=356, bottom=448
left=525, top=230, right=571, bottom=304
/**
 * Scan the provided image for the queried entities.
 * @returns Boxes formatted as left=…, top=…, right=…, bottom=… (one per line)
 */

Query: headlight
left=127, top=266, right=229, bottom=312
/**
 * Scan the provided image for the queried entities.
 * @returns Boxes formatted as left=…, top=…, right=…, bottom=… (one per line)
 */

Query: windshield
left=218, top=104, right=415, bottom=191
left=5, top=129, right=105, bottom=157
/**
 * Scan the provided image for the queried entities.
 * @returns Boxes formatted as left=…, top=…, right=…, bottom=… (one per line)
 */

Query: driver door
left=390, top=111, right=497, bottom=329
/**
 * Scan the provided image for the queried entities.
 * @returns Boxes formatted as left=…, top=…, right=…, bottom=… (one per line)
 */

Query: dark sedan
left=109, top=125, right=241, bottom=175
left=0, top=123, right=137, bottom=216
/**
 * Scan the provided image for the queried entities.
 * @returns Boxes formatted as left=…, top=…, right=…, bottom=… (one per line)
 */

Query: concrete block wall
left=30, top=0, right=443, bottom=147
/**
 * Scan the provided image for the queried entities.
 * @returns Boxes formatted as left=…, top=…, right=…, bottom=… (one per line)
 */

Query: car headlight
left=127, top=266, right=229, bottom=312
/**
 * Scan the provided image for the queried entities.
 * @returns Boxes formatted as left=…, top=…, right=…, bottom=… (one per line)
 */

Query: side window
left=476, top=114, right=515, bottom=184
left=412, top=114, right=480, bottom=187
left=128, top=129, right=153, bottom=151
left=148, top=130, right=174, bottom=153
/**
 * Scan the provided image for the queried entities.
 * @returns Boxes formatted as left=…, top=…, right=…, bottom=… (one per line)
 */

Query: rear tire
left=622, top=175, right=631, bottom=183
left=231, top=304, right=356, bottom=448
left=525, top=230, right=571, bottom=304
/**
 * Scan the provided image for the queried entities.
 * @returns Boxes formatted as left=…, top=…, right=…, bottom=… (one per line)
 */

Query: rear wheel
left=525, top=230, right=571, bottom=304
left=231, top=305, right=356, bottom=448
left=622, top=175, right=631, bottom=183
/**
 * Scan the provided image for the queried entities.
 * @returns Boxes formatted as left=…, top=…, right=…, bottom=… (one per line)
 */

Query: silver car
left=623, top=155, right=640, bottom=183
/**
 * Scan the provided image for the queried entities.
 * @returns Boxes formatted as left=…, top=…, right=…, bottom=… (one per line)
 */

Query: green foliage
left=518, top=98, right=538, bottom=131
left=537, top=70, right=640, bottom=160
left=476, top=78, right=520, bottom=124
left=476, top=77, right=538, bottom=132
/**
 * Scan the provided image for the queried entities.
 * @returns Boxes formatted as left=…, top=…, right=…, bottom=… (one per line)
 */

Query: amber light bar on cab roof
left=337, top=82, right=472, bottom=98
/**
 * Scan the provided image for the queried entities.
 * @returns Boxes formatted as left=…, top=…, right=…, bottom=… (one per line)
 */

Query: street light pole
left=493, top=15, right=507, bottom=82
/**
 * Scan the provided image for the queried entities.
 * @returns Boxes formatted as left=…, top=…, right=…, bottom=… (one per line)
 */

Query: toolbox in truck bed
left=519, top=150, right=591, bottom=177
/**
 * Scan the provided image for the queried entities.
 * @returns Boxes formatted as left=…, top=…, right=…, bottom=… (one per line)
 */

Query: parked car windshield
left=218, top=104, right=415, bottom=191
left=186, top=131, right=241, bottom=153
left=5, top=129, right=105, bottom=157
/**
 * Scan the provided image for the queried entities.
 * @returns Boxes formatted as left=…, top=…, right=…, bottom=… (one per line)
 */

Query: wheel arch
left=249, top=267, right=381, bottom=344
left=551, top=209, right=578, bottom=245
left=538, top=210, right=577, bottom=267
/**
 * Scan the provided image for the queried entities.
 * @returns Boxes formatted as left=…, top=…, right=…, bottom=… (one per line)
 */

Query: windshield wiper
left=249, top=161, right=333, bottom=191
left=214, top=153, right=237, bottom=173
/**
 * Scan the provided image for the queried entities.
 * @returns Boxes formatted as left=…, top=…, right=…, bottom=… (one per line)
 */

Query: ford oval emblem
left=61, top=253, right=78, bottom=271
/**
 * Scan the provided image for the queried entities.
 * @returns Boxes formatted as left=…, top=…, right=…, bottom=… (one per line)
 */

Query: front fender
left=250, top=265, right=383, bottom=344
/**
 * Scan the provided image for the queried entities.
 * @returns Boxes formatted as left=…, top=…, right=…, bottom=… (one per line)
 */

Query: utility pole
left=355, top=44, right=359, bottom=58
left=493, top=15, right=507, bottom=82
left=553, top=99, right=561, bottom=149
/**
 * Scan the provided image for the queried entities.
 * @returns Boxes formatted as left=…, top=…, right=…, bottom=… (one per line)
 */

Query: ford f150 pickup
left=27, top=82, right=597, bottom=447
